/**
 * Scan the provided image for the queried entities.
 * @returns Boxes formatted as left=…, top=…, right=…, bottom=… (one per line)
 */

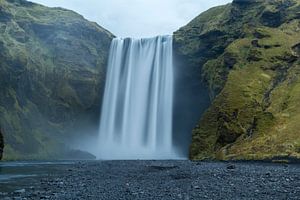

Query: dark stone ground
left=0, top=160, right=300, bottom=200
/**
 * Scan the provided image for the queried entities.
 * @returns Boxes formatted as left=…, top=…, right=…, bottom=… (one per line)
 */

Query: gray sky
left=30, top=0, right=232, bottom=38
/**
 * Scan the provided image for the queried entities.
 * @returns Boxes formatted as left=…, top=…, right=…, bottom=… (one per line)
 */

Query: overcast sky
left=30, top=0, right=232, bottom=38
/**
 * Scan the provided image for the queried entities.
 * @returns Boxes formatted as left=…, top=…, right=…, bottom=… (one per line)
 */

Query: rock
left=2, top=161, right=300, bottom=199
left=251, top=39, right=260, bottom=48
left=0, top=0, right=114, bottom=159
left=227, top=164, right=236, bottom=170
left=14, top=189, right=25, bottom=194
left=292, top=43, right=300, bottom=56
left=260, top=10, right=284, bottom=28
left=0, top=128, right=3, bottom=160
left=180, top=0, right=300, bottom=161
left=233, top=0, right=261, bottom=5
left=193, top=185, right=200, bottom=189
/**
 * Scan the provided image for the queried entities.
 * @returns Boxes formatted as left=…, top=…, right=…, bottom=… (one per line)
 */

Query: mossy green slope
left=0, top=0, right=114, bottom=160
left=175, top=0, right=300, bottom=160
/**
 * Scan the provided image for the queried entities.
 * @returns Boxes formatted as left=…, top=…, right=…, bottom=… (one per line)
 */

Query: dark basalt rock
left=0, top=128, right=4, bottom=160
left=292, top=43, right=300, bottom=56
left=260, top=10, right=284, bottom=27
left=226, top=164, right=236, bottom=170
left=223, top=53, right=237, bottom=69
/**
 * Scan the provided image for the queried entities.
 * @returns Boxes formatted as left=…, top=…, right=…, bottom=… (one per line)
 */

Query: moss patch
left=0, top=0, right=113, bottom=160
left=175, top=0, right=300, bottom=160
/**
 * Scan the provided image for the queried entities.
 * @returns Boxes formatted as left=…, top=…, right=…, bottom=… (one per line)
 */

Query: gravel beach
left=1, top=160, right=300, bottom=200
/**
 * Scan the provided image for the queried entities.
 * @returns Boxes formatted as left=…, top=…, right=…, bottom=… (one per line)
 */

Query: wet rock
left=227, top=164, right=236, bottom=170
left=14, top=189, right=25, bottom=194
left=0, top=128, right=3, bottom=160
left=193, top=185, right=200, bottom=189
left=1, top=161, right=299, bottom=200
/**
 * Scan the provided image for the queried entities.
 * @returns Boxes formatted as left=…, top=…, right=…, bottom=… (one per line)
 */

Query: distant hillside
left=0, top=0, right=114, bottom=159
left=174, top=0, right=300, bottom=160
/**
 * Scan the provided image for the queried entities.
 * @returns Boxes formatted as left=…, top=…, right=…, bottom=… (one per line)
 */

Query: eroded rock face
left=0, top=129, right=3, bottom=160
left=175, top=0, right=300, bottom=160
left=0, top=0, right=114, bottom=159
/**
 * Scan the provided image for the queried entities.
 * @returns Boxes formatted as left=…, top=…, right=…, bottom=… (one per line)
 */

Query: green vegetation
left=0, top=0, right=114, bottom=160
left=174, top=0, right=300, bottom=161
left=1, top=0, right=299, bottom=161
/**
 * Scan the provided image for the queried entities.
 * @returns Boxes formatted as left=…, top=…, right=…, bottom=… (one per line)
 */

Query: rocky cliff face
left=0, top=128, right=3, bottom=160
left=174, top=0, right=300, bottom=160
left=0, top=0, right=114, bottom=159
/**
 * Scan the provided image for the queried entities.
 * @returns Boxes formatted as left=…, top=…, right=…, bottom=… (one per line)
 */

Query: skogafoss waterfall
left=98, top=35, right=180, bottom=159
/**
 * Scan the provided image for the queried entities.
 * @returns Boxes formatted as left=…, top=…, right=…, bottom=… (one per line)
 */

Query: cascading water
left=98, top=35, right=180, bottom=160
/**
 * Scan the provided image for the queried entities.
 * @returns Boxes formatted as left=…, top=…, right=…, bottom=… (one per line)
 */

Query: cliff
left=0, top=128, right=3, bottom=160
left=174, top=0, right=300, bottom=160
left=2, top=0, right=300, bottom=161
left=0, top=0, right=114, bottom=159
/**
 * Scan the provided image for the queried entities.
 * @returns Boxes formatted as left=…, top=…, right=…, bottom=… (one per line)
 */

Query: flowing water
left=0, top=161, right=74, bottom=193
left=98, top=35, right=180, bottom=159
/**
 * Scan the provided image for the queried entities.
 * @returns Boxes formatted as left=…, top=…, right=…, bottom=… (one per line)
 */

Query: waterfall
left=98, top=35, right=180, bottom=160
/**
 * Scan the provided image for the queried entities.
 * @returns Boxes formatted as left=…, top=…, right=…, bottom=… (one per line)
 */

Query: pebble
left=14, top=189, right=25, bottom=194
left=0, top=161, right=299, bottom=200
left=193, top=185, right=200, bottom=189
left=226, top=164, right=236, bottom=170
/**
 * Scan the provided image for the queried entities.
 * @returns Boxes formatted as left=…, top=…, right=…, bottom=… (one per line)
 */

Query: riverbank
left=0, top=160, right=299, bottom=199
